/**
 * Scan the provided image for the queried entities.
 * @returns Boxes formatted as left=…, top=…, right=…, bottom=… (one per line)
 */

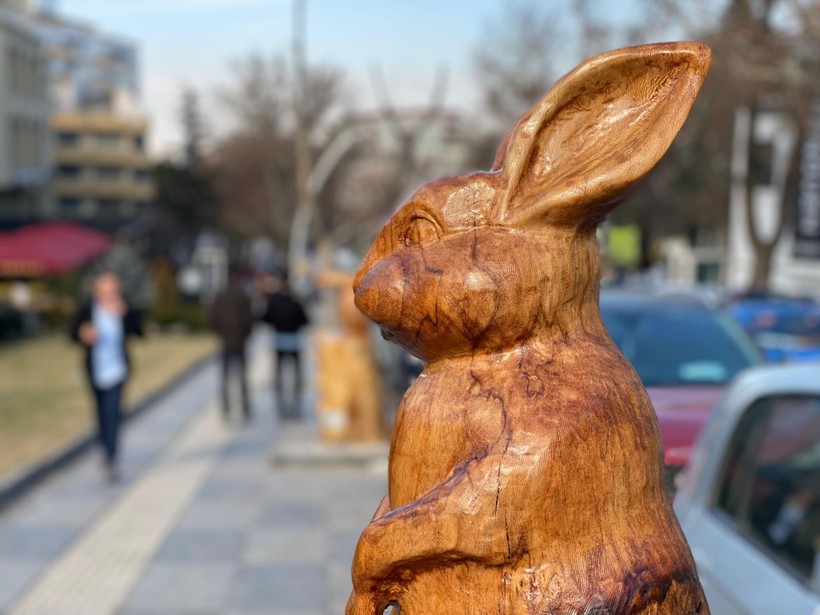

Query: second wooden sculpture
left=349, top=42, right=712, bottom=614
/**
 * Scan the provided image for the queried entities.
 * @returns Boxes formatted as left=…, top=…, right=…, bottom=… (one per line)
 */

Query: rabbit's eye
left=404, top=217, right=440, bottom=246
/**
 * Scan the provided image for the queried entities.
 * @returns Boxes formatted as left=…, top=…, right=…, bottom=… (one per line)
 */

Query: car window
left=714, top=395, right=820, bottom=584
left=728, top=300, right=820, bottom=337
left=601, top=308, right=761, bottom=386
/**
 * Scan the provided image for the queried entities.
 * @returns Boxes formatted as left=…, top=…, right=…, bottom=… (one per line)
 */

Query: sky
left=55, top=0, right=656, bottom=158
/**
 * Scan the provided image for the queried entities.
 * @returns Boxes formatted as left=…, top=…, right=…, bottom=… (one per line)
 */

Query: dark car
left=600, top=292, right=763, bottom=484
left=725, top=294, right=820, bottom=363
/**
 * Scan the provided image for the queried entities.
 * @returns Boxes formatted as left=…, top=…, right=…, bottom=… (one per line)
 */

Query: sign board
left=794, top=100, right=820, bottom=259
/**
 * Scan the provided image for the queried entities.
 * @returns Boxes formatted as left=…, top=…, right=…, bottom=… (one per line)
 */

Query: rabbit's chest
left=388, top=370, right=506, bottom=507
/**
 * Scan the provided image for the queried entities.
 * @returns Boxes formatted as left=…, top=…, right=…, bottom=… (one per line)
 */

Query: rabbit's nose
left=353, top=257, right=406, bottom=328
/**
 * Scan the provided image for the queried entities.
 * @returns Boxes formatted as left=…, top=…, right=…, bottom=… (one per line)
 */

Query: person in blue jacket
left=71, top=272, right=143, bottom=481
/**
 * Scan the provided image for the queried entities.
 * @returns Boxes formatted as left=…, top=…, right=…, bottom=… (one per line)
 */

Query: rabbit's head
left=354, top=42, right=710, bottom=361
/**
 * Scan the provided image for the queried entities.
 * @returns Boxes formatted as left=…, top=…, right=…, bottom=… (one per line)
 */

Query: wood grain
left=348, top=42, right=712, bottom=615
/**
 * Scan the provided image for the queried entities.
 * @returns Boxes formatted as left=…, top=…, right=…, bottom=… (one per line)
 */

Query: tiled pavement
left=0, top=336, right=386, bottom=615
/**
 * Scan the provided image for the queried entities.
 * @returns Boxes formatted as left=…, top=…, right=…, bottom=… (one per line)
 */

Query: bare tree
left=151, top=88, right=219, bottom=258
left=645, top=0, right=820, bottom=287
left=474, top=3, right=558, bottom=129
left=180, top=87, right=205, bottom=168
left=211, top=52, right=346, bottom=258
left=366, top=63, right=449, bottom=212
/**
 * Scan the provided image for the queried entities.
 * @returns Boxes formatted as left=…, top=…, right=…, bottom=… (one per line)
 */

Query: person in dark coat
left=71, top=272, right=143, bottom=481
left=262, top=273, right=309, bottom=420
left=210, top=268, right=255, bottom=420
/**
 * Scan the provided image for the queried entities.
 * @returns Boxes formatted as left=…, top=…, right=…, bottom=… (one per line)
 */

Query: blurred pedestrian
left=71, top=272, right=143, bottom=481
left=262, top=273, right=309, bottom=420
left=210, top=268, right=254, bottom=421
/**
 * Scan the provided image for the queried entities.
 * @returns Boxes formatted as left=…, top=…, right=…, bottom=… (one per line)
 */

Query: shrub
left=149, top=302, right=208, bottom=331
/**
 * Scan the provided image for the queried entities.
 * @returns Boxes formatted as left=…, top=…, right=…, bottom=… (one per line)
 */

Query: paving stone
left=229, top=611, right=322, bottom=615
left=230, top=563, right=326, bottom=612
left=327, top=563, right=355, bottom=613
left=176, top=498, right=260, bottom=531
left=154, top=529, right=245, bottom=562
left=121, top=562, right=235, bottom=614
left=324, top=474, right=388, bottom=501
left=259, top=473, right=345, bottom=506
left=0, top=559, right=44, bottom=606
left=8, top=493, right=109, bottom=528
left=195, top=476, right=262, bottom=502
left=47, top=471, right=119, bottom=501
left=9, top=406, right=235, bottom=615
left=329, top=528, right=362, bottom=564
left=256, top=501, right=325, bottom=530
left=241, top=528, right=326, bottom=565
left=0, top=526, right=77, bottom=558
left=0, top=335, right=389, bottom=615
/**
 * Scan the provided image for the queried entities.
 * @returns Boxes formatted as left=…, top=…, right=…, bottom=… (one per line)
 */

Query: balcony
left=54, top=147, right=151, bottom=170
left=52, top=112, right=148, bottom=136
left=53, top=177, right=155, bottom=202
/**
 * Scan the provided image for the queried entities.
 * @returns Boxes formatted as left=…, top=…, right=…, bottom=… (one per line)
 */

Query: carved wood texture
left=348, top=42, right=712, bottom=615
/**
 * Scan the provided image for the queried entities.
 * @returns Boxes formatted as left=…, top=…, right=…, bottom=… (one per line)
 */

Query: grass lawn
left=0, top=332, right=216, bottom=479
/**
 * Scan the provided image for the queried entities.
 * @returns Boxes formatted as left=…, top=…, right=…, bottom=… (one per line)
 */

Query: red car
left=600, top=292, right=763, bottom=486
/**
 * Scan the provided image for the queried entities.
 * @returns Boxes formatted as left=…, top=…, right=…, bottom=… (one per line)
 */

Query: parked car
left=675, top=364, right=820, bottom=614
left=725, top=294, right=820, bottom=363
left=600, top=292, right=763, bottom=485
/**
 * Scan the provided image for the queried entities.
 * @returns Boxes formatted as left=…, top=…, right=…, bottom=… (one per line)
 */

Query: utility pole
left=289, top=0, right=314, bottom=294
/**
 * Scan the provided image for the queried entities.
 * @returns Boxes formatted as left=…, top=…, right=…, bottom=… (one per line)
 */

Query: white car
left=675, top=364, right=820, bottom=614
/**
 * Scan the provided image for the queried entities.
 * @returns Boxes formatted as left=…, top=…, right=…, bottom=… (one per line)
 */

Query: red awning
left=0, top=222, right=113, bottom=278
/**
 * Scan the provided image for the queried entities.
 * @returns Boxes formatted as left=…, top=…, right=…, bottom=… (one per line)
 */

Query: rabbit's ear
left=495, top=42, right=710, bottom=229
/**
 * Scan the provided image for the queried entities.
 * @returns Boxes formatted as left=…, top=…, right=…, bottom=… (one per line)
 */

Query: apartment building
left=34, top=9, right=153, bottom=230
left=51, top=111, right=152, bottom=224
left=0, top=2, right=51, bottom=224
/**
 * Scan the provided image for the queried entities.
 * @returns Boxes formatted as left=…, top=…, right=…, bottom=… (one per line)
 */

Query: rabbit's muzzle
left=354, top=228, right=548, bottom=361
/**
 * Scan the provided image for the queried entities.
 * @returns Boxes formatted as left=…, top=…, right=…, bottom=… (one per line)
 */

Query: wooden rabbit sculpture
left=349, top=42, right=711, bottom=615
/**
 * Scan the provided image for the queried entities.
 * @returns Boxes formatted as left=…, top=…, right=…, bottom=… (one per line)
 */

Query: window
left=601, top=307, right=761, bottom=386
left=715, top=395, right=820, bottom=583
left=10, top=119, right=21, bottom=168
left=59, top=197, right=81, bottom=212
left=57, top=132, right=79, bottom=146
left=58, top=165, right=80, bottom=178
left=97, top=166, right=120, bottom=179
left=8, top=48, right=16, bottom=93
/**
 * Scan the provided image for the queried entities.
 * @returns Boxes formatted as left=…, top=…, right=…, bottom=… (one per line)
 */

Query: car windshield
left=601, top=305, right=762, bottom=387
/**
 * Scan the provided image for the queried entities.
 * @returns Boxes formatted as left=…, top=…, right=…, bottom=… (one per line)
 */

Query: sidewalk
left=0, top=335, right=386, bottom=615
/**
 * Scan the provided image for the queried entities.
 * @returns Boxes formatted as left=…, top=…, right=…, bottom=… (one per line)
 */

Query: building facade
left=51, top=111, right=152, bottom=226
left=0, top=2, right=51, bottom=225
left=34, top=10, right=138, bottom=113
left=33, top=9, right=153, bottom=230
left=726, top=106, right=820, bottom=299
